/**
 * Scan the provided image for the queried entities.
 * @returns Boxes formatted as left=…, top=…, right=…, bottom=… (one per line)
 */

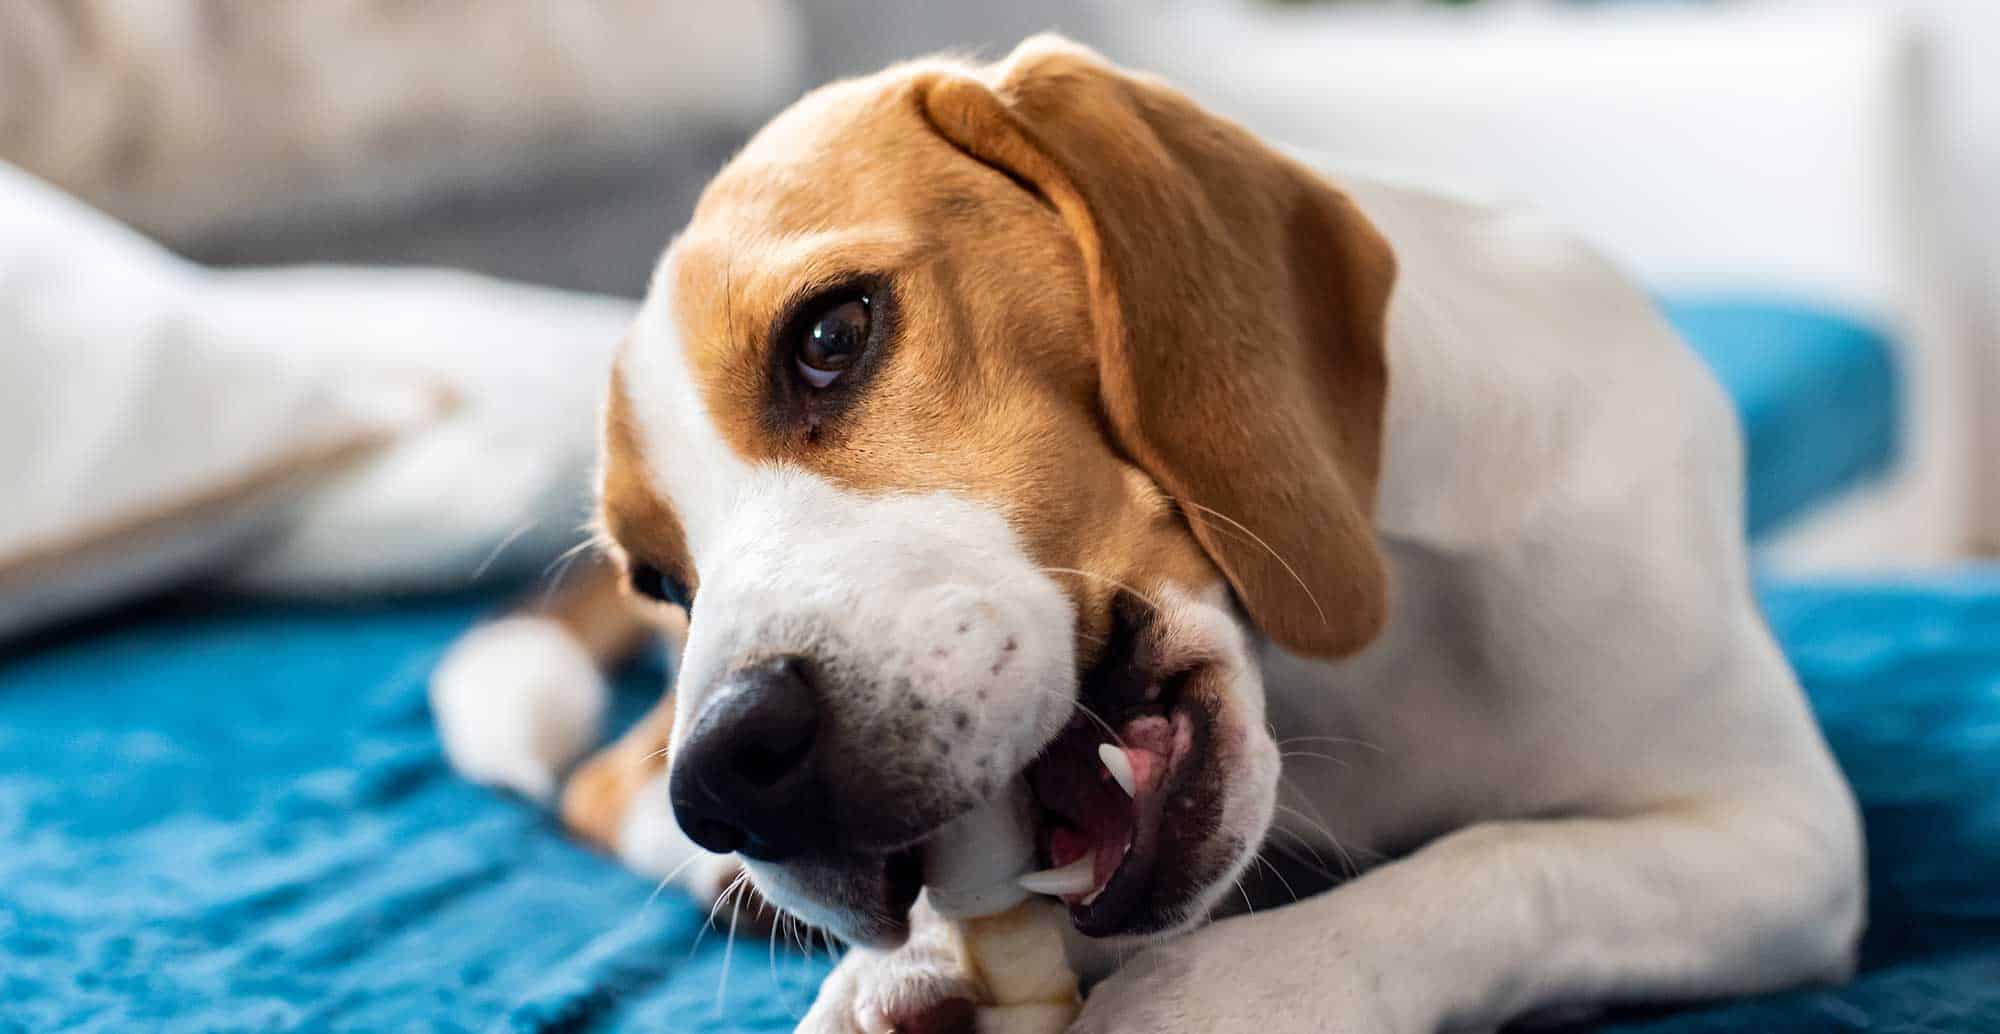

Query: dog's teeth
left=1080, top=884, right=1106, bottom=907
left=1018, top=856, right=1097, bottom=896
left=1098, top=743, right=1137, bottom=797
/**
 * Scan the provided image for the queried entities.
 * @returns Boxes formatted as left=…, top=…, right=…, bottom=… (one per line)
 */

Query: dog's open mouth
left=1019, top=666, right=1207, bottom=936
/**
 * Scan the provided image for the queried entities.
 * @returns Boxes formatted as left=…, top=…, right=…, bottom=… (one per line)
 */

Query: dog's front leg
left=1074, top=796, right=1861, bottom=1034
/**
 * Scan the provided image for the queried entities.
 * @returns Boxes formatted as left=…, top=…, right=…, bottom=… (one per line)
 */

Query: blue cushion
left=6, top=571, right=2000, bottom=1031
left=1659, top=297, right=1901, bottom=538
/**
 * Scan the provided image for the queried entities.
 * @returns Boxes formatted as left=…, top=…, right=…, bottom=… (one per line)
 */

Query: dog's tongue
left=1119, top=715, right=1176, bottom=776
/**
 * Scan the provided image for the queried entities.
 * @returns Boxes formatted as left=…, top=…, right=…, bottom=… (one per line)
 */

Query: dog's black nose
left=669, top=654, right=831, bottom=861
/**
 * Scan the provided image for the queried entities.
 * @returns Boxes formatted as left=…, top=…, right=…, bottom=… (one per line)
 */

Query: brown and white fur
left=431, top=37, right=1863, bottom=1034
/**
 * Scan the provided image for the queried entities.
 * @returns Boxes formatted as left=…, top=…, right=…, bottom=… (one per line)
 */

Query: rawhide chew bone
left=923, top=781, right=1081, bottom=1034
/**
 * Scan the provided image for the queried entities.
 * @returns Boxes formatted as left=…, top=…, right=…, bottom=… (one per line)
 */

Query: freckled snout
left=633, top=477, right=1081, bottom=939
left=669, top=655, right=834, bottom=861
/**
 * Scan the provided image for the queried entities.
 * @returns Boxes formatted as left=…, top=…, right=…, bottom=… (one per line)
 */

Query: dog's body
left=432, top=38, right=1862, bottom=1033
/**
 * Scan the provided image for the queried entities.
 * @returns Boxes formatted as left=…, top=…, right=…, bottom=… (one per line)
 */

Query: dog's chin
left=741, top=848, right=926, bottom=950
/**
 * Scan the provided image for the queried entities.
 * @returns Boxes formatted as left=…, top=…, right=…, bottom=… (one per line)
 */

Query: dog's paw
left=797, top=905, right=979, bottom=1034
left=429, top=616, right=607, bottom=801
left=1070, top=913, right=1408, bottom=1034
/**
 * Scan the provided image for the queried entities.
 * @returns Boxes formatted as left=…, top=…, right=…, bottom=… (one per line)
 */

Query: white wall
left=1102, top=0, right=1978, bottom=566
left=1842, top=0, right=2000, bottom=546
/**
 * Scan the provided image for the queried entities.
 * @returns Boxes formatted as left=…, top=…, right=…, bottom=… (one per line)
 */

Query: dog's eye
left=628, top=561, right=692, bottom=610
left=794, top=295, right=870, bottom=388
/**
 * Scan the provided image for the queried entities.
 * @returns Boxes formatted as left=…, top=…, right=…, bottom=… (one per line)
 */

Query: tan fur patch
left=924, top=38, right=1397, bottom=658
left=600, top=362, right=696, bottom=596
left=611, top=38, right=1397, bottom=665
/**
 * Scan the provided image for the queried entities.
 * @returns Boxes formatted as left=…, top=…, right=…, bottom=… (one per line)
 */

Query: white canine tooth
left=1080, top=884, right=1106, bottom=907
left=1017, top=855, right=1097, bottom=897
left=1098, top=743, right=1137, bottom=797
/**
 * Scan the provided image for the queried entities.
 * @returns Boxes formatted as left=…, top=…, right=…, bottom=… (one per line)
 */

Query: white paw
left=429, top=616, right=607, bottom=801
left=797, top=926, right=979, bottom=1034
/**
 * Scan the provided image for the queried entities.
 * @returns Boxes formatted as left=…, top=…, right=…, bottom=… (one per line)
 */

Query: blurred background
left=8, top=0, right=1998, bottom=604
left=5, top=1, right=2000, bottom=1031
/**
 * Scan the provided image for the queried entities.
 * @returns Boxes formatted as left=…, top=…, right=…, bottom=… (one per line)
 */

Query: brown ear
left=918, top=36, right=1396, bottom=658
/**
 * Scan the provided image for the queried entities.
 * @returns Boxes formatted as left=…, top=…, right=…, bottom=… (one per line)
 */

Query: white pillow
left=203, top=267, right=634, bottom=595
left=0, top=163, right=437, bottom=639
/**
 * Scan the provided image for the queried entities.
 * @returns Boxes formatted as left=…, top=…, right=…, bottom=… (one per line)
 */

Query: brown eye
left=795, top=296, right=870, bottom=388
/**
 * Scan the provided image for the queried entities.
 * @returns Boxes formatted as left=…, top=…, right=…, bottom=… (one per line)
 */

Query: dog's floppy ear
left=918, top=36, right=1396, bottom=658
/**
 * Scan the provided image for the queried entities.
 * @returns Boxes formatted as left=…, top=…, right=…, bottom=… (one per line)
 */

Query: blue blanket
left=4, top=573, right=1998, bottom=1032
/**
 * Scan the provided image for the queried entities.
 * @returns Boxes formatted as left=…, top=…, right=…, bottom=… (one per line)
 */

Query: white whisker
left=1280, top=750, right=1351, bottom=770
left=537, top=530, right=609, bottom=606
left=1233, top=875, right=1256, bottom=917
left=1177, top=498, right=1328, bottom=630
left=1277, top=734, right=1387, bottom=755
left=644, top=851, right=708, bottom=908
left=1253, top=852, right=1301, bottom=906
left=1266, top=824, right=1337, bottom=881
left=1036, top=567, right=1162, bottom=612
left=544, top=527, right=605, bottom=576
left=716, top=876, right=748, bottom=1011
left=1274, top=801, right=1363, bottom=881
left=768, top=904, right=781, bottom=986
left=472, top=519, right=540, bottom=580
left=689, top=868, right=749, bottom=960
left=1024, top=684, right=1127, bottom=749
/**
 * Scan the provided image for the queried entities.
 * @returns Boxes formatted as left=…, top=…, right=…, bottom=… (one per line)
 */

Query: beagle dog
left=431, top=36, right=1864, bottom=1034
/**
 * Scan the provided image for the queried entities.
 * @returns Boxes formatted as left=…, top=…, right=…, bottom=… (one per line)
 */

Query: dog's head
left=601, top=36, right=1394, bottom=947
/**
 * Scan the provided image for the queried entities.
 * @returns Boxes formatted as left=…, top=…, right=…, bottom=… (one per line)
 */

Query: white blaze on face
left=617, top=287, right=1078, bottom=801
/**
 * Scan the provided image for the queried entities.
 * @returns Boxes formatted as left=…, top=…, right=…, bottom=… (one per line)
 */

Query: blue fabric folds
left=0, top=597, right=830, bottom=1033
left=5, top=572, right=1999, bottom=1031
